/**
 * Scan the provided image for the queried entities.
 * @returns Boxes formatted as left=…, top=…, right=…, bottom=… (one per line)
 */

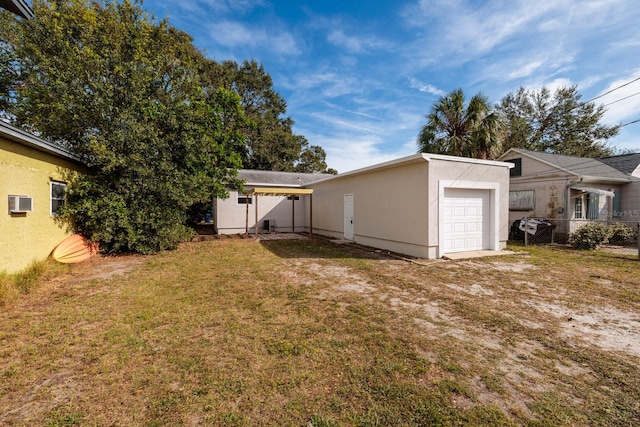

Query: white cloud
left=596, top=70, right=640, bottom=126
left=326, top=30, right=390, bottom=54
left=307, top=133, right=415, bottom=173
left=285, top=72, right=364, bottom=98
left=208, top=20, right=300, bottom=55
left=508, top=61, right=543, bottom=79
left=407, top=77, right=446, bottom=96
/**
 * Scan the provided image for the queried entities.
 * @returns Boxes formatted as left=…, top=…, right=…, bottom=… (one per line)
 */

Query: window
left=612, top=189, right=622, bottom=217
left=506, top=158, right=522, bottom=177
left=586, top=192, right=599, bottom=220
left=574, top=197, right=583, bottom=219
left=287, top=196, right=300, bottom=201
left=509, top=190, right=534, bottom=211
left=50, top=181, right=66, bottom=216
left=237, top=196, right=252, bottom=205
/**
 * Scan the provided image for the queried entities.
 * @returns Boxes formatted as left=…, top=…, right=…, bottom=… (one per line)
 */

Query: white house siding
left=214, top=189, right=308, bottom=234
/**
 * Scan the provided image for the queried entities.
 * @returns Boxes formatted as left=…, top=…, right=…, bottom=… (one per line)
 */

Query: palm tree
left=417, top=88, right=502, bottom=159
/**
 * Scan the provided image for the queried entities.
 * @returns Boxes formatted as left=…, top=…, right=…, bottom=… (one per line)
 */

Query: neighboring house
left=216, top=154, right=513, bottom=259
left=498, top=148, right=638, bottom=239
left=0, top=0, right=33, bottom=19
left=214, top=169, right=334, bottom=235
left=0, top=120, right=86, bottom=273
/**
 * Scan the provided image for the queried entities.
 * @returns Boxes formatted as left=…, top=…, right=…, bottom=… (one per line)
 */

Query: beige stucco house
left=498, top=148, right=639, bottom=240
left=216, top=154, right=513, bottom=259
left=214, top=169, right=333, bottom=235
left=1, top=121, right=85, bottom=273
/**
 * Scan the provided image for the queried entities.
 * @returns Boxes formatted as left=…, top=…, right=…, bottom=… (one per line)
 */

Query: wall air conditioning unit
left=8, top=195, right=33, bottom=214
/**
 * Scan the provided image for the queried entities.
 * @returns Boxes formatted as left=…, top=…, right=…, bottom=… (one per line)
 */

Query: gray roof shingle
left=238, top=169, right=334, bottom=187
left=509, top=149, right=631, bottom=180
left=599, top=153, right=640, bottom=175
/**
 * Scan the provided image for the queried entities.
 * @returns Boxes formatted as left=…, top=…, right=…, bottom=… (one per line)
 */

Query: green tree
left=2, top=0, right=245, bottom=253
left=417, top=88, right=502, bottom=159
left=204, top=59, right=334, bottom=173
left=497, top=85, right=619, bottom=157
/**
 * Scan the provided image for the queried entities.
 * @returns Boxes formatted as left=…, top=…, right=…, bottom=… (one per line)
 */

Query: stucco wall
left=215, top=189, right=308, bottom=234
left=0, top=137, right=81, bottom=274
left=308, top=160, right=432, bottom=257
left=500, top=151, right=574, bottom=224
left=427, top=158, right=511, bottom=256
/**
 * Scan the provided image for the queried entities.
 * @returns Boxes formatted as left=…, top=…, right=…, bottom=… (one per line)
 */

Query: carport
left=243, top=187, right=314, bottom=238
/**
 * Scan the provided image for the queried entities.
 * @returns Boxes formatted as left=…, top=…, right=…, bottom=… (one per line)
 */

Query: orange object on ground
left=52, top=234, right=100, bottom=264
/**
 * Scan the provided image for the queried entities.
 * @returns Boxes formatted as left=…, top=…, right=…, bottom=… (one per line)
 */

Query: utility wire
left=620, top=118, right=640, bottom=128
left=603, top=90, right=640, bottom=107
left=584, top=76, right=640, bottom=104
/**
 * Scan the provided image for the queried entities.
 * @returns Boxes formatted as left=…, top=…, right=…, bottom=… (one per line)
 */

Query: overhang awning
left=571, top=186, right=615, bottom=197
left=243, top=187, right=314, bottom=237
left=246, top=187, right=313, bottom=196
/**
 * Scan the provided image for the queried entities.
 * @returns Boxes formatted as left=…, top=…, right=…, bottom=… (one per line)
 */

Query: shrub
left=608, top=222, right=638, bottom=244
left=568, top=222, right=610, bottom=250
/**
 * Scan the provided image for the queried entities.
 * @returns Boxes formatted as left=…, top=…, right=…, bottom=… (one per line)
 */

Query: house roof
left=499, top=148, right=631, bottom=182
left=0, top=120, right=84, bottom=164
left=238, top=169, right=334, bottom=187
left=309, top=153, right=514, bottom=185
left=599, top=153, right=640, bottom=176
left=0, top=0, right=34, bottom=19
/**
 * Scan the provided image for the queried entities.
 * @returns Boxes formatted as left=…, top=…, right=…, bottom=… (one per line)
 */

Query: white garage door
left=442, top=188, right=490, bottom=253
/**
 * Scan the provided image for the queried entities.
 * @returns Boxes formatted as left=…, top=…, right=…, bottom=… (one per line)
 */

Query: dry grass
left=0, top=239, right=639, bottom=426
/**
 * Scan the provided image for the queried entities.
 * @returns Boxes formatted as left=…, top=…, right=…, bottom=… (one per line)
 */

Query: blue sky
left=143, top=0, right=640, bottom=173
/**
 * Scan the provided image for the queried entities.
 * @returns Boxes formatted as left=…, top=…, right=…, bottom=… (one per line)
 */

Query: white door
left=442, top=188, right=490, bottom=253
left=344, top=194, right=354, bottom=240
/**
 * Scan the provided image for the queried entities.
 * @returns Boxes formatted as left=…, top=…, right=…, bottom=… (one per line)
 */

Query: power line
left=620, top=118, right=640, bottom=128
left=584, top=76, right=640, bottom=104
left=603, top=90, right=640, bottom=107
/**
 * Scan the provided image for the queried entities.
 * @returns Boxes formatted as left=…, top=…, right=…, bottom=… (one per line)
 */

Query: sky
left=142, top=0, right=640, bottom=173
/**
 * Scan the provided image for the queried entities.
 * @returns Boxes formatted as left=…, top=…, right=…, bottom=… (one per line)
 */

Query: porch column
left=255, top=194, right=259, bottom=239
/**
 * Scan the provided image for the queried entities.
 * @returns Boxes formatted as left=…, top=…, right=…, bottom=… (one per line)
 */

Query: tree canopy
left=204, top=59, right=336, bottom=174
left=1, top=0, right=246, bottom=253
left=417, top=88, right=502, bottom=160
left=496, top=85, right=619, bottom=157
left=0, top=0, right=335, bottom=253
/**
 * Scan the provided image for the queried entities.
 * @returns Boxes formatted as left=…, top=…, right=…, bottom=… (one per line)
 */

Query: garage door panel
left=443, top=188, right=490, bottom=253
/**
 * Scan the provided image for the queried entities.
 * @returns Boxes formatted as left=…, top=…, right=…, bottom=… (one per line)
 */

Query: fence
left=510, top=217, right=640, bottom=259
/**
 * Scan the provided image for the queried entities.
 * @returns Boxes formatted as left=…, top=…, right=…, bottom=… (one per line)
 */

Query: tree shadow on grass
left=259, top=237, right=393, bottom=261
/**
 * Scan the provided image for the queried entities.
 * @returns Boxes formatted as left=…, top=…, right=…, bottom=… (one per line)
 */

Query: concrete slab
left=442, top=250, right=517, bottom=260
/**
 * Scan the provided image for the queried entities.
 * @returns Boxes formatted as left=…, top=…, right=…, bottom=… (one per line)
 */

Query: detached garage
left=307, top=153, right=512, bottom=259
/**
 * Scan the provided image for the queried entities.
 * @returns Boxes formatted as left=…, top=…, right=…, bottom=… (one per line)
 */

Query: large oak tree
left=1, top=0, right=246, bottom=253
left=497, top=85, right=619, bottom=157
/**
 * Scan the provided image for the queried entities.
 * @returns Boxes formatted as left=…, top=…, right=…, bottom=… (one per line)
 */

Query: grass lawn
left=1, top=238, right=639, bottom=426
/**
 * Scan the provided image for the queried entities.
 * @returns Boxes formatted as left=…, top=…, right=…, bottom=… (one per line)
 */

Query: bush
left=608, top=222, right=638, bottom=244
left=569, top=222, right=639, bottom=250
left=568, top=222, right=610, bottom=250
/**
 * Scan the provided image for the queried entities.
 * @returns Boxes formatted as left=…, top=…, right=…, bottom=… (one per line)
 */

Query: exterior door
left=442, top=188, right=490, bottom=253
left=344, top=194, right=354, bottom=240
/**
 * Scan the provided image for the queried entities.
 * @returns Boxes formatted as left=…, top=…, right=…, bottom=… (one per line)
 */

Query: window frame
left=507, top=158, right=522, bottom=177
left=50, top=181, right=67, bottom=216
left=509, top=190, right=535, bottom=211
left=237, top=196, right=253, bottom=205
left=574, top=196, right=583, bottom=219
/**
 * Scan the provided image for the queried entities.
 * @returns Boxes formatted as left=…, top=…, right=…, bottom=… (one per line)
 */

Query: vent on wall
left=8, top=195, right=33, bottom=214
